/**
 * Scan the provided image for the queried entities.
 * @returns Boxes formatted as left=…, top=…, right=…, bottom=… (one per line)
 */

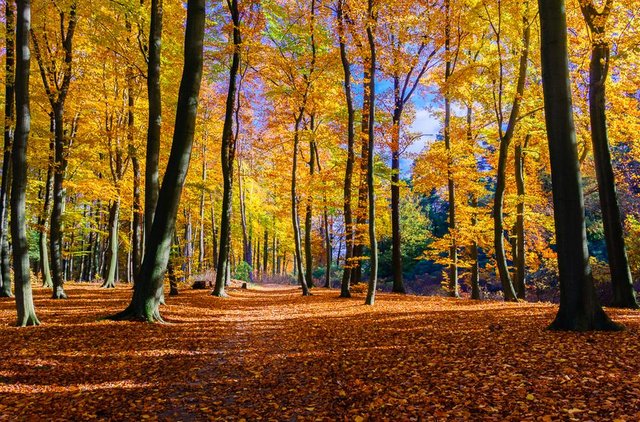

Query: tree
left=213, top=0, right=241, bottom=298
left=145, top=0, right=163, bottom=251
left=109, top=0, right=205, bottom=322
left=364, top=0, right=378, bottom=306
left=12, top=0, right=39, bottom=326
left=31, top=0, right=78, bottom=299
left=579, top=0, right=638, bottom=309
left=0, top=0, right=16, bottom=298
left=538, top=0, right=620, bottom=331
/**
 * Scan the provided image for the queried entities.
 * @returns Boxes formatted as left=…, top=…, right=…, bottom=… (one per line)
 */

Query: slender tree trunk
left=210, top=194, right=218, bottom=278
left=514, top=135, right=529, bottom=299
left=390, top=101, right=404, bottom=293
left=12, top=0, right=39, bottom=326
left=213, top=0, right=240, bottom=297
left=443, top=0, right=458, bottom=298
left=263, top=229, right=268, bottom=278
left=364, top=0, right=378, bottom=306
left=238, top=160, right=252, bottom=280
left=538, top=0, right=619, bottom=331
left=292, top=117, right=311, bottom=296
left=50, top=107, right=67, bottom=299
left=580, top=1, right=638, bottom=309
left=323, top=206, right=331, bottom=288
left=337, top=0, right=355, bottom=298
left=145, top=0, right=163, bottom=246
left=305, top=116, right=316, bottom=288
left=102, top=199, right=119, bottom=288
left=0, top=0, right=15, bottom=298
left=493, top=10, right=530, bottom=302
left=199, top=144, right=206, bottom=271
left=128, top=77, right=143, bottom=279
left=109, top=0, right=205, bottom=322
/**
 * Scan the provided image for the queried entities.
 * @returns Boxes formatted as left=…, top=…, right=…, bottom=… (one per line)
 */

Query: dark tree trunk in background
left=145, top=0, right=163, bottom=248
left=0, top=0, right=15, bottom=298
left=199, top=144, right=206, bottom=271
left=538, top=0, right=620, bottom=331
left=49, top=107, right=68, bottom=299
left=109, top=0, right=205, bottom=322
left=337, top=0, right=355, bottom=298
left=12, top=0, right=39, bottom=326
left=323, top=206, right=331, bottom=288
left=364, top=0, right=378, bottom=306
left=580, top=0, right=638, bottom=309
left=304, top=116, right=316, bottom=289
left=213, top=0, right=241, bottom=297
left=238, top=160, right=252, bottom=281
left=263, top=229, right=268, bottom=278
left=292, top=117, right=311, bottom=296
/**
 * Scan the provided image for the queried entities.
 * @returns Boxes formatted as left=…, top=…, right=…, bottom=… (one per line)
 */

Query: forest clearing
left=1, top=284, right=640, bottom=420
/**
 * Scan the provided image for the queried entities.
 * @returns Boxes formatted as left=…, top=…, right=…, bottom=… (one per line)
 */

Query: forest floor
left=1, top=284, right=640, bottom=421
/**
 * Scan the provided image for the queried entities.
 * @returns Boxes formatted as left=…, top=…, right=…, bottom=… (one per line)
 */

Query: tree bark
left=579, top=0, right=638, bottom=309
left=0, top=0, right=15, bottom=298
left=292, top=117, right=311, bottom=296
left=514, top=135, right=530, bottom=299
left=538, top=0, right=620, bottom=331
left=109, top=0, right=205, bottom=322
left=364, top=0, right=378, bottom=306
left=50, top=107, right=68, bottom=299
left=304, top=116, right=316, bottom=288
left=102, top=199, right=119, bottom=288
left=145, top=0, right=163, bottom=246
left=199, top=143, right=206, bottom=271
left=337, top=0, right=355, bottom=298
left=213, top=0, right=241, bottom=297
left=12, top=0, right=39, bottom=326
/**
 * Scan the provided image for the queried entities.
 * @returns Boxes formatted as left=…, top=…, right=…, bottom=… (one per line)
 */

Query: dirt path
left=1, top=283, right=640, bottom=420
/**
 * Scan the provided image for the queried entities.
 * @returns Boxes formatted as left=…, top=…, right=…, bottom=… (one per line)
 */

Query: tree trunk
left=0, top=0, right=15, bottom=298
left=292, top=117, right=311, bottom=296
left=50, top=107, right=67, bottom=299
left=538, top=0, right=619, bottom=331
left=323, top=206, right=331, bottom=288
left=580, top=2, right=637, bottom=309
left=210, top=194, right=218, bottom=279
left=129, top=75, right=142, bottom=279
left=238, top=160, right=253, bottom=281
left=390, top=102, right=404, bottom=293
left=12, top=0, right=39, bottom=326
left=102, top=199, right=119, bottom=288
left=337, top=0, right=355, bottom=298
left=493, top=9, right=530, bottom=302
left=263, top=229, right=268, bottom=278
left=443, top=0, right=458, bottom=298
left=213, top=0, right=240, bottom=297
left=305, top=116, right=315, bottom=288
left=364, top=0, right=378, bottom=306
left=199, top=144, right=206, bottom=271
left=109, top=0, right=205, bottom=322
left=145, top=0, right=163, bottom=247
left=514, top=135, right=529, bottom=299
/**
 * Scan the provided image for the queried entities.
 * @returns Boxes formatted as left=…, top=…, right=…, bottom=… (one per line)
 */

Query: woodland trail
left=1, top=284, right=640, bottom=420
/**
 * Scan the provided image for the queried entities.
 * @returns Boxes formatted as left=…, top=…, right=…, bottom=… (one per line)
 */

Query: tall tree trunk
left=199, top=143, right=206, bottom=271
left=304, top=117, right=316, bottom=288
left=514, top=135, right=529, bottom=299
left=145, top=0, right=163, bottom=247
left=263, top=229, right=268, bottom=278
left=493, top=7, right=530, bottom=302
left=213, top=0, right=240, bottom=297
left=238, top=160, right=252, bottom=281
left=337, top=0, right=355, bottom=298
left=292, top=117, right=311, bottom=296
left=12, top=0, right=39, bottom=326
left=0, top=0, right=15, bottom=298
left=538, top=0, right=619, bottom=331
left=50, top=107, right=68, bottom=299
left=184, top=208, right=192, bottom=280
left=210, top=194, right=218, bottom=278
left=323, top=205, right=331, bottom=288
left=364, top=0, right=378, bottom=306
left=128, top=75, right=143, bottom=279
left=390, top=98, right=404, bottom=293
left=102, top=199, right=119, bottom=288
left=443, top=0, right=458, bottom=298
left=580, top=0, right=638, bottom=309
left=109, top=0, right=205, bottom=322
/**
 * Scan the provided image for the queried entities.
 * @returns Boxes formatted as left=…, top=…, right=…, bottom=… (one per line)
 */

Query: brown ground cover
left=1, top=284, right=639, bottom=421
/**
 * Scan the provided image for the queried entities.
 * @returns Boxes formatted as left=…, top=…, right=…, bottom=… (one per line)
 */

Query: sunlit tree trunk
left=539, top=0, right=619, bottom=331
left=304, top=115, right=316, bottom=288
left=12, top=0, right=39, bottom=326
left=514, top=135, right=530, bottom=299
left=109, top=0, right=205, bottom=322
left=102, top=199, right=120, bottom=288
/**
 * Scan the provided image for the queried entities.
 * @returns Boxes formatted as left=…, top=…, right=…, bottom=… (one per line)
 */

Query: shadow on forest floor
left=1, top=283, right=639, bottom=420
